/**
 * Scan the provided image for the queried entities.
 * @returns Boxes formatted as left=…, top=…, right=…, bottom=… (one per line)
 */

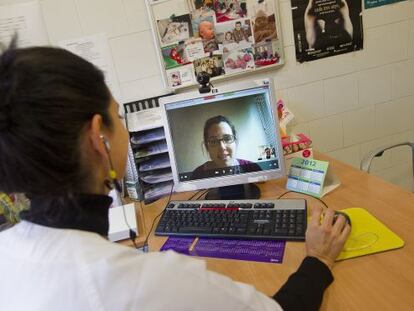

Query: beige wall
left=2, top=0, right=413, bottom=190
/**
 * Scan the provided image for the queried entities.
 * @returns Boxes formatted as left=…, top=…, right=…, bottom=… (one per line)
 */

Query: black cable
left=119, top=195, right=138, bottom=249
left=140, top=186, right=209, bottom=252
left=187, top=189, right=205, bottom=200
left=141, top=183, right=174, bottom=252
left=195, top=189, right=209, bottom=200
left=313, top=196, right=329, bottom=209
left=277, top=190, right=294, bottom=199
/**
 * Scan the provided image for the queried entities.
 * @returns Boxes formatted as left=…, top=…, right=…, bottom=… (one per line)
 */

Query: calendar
left=286, top=158, right=340, bottom=198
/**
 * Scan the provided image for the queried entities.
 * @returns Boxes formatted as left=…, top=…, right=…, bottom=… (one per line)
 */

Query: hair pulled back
left=0, top=39, right=111, bottom=196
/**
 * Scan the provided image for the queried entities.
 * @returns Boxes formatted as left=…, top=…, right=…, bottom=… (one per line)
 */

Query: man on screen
left=191, top=115, right=261, bottom=180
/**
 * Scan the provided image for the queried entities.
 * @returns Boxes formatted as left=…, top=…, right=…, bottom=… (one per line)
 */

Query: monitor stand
left=205, top=183, right=260, bottom=200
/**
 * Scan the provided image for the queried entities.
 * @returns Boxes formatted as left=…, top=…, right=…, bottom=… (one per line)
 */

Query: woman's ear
left=88, top=114, right=108, bottom=160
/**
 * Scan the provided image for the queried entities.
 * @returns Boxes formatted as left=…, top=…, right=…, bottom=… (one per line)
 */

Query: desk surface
left=132, top=153, right=414, bottom=311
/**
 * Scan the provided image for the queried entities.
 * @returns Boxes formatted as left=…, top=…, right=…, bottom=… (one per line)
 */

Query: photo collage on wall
left=155, top=0, right=283, bottom=89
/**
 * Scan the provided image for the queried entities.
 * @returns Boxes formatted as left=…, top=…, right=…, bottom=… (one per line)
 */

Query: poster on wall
left=364, top=0, right=406, bottom=9
left=291, top=0, right=363, bottom=63
left=147, top=0, right=284, bottom=89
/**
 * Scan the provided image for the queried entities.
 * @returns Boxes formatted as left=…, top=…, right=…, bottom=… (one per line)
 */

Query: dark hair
left=0, top=40, right=111, bottom=196
left=235, top=21, right=242, bottom=26
left=203, top=115, right=237, bottom=149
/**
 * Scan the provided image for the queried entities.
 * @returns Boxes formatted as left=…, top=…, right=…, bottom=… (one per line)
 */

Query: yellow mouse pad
left=335, top=208, right=404, bottom=260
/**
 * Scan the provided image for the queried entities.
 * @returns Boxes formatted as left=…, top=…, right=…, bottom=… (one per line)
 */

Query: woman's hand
left=305, top=206, right=351, bottom=269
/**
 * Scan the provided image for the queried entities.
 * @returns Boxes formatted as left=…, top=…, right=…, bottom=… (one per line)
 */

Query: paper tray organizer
left=123, top=94, right=174, bottom=204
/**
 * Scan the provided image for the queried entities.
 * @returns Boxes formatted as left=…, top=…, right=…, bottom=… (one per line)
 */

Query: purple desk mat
left=160, top=237, right=285, bottom=263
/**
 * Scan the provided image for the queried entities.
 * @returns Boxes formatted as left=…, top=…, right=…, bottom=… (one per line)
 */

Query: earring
left=104, top=170, right=122, bottom=193
left=100, top=135, right=122, bottom=193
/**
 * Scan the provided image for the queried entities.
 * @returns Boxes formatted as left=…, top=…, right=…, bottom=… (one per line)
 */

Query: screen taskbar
left=179, top=159, right=280, bottom=181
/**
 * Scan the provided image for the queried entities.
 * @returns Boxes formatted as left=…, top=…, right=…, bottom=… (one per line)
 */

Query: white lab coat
left=0, top=221, right=282, bottom=311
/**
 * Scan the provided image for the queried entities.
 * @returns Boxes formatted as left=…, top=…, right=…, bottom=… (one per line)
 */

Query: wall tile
left=390, top=129, right=414, bottom=165
left=360, top=136, right=393, bottom=172
left=109, top=31, right=161, bottom=82
left=324, top=74, right=358, bottom=115
left=40, top=0, right=82, bottom=43
left=287, top=81, right=325, bottom=122
left=279, top=0, right=294, bottom=47
left=408, top=19, right=414, bottom=58
left=287, top=122, right=311, bottom=138
left=375, top=95, right=414, bottom=138
left=123, top=0, right=151, bottom=33
left=275, top=88, right=289, bottom=104
left=391, top=59, right=414, bottom=99
left=308, top=115, right=343, bottom=152
left=75, top=0, right=129, bottom=37
left=362, top=22, right=408, bottom=68
left=120, top=75, right=168, bottom=103
left=358, top=65, right=392, bottom=107
left=363, top=1, right=414, bottom=29
left=327, top=145, right=361, bottom=169
left=343, top=106, right=376, bottom=146
left=373, top=163, right=413, bottom=192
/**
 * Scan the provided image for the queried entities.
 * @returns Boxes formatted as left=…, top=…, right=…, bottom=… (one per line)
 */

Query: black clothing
left=20, top=193, right=112, bottom=236
left=274, top=256, right=334, bottom=310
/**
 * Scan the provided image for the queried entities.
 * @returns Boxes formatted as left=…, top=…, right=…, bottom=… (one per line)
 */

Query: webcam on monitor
left=196, top=71, right=212, bottom=94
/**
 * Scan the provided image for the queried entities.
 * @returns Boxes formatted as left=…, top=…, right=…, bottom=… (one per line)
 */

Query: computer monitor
left=160, top=78, right=285, bottom=199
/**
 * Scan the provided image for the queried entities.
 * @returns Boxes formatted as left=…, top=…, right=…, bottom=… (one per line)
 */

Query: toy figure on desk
left=0, top=37, right=350, bottom=311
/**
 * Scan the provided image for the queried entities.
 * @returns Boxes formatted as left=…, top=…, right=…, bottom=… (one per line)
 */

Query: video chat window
left=166, top=88, right=280, bottom=181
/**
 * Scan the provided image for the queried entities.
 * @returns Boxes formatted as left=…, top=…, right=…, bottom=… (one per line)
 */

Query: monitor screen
left=160, top=79, right=285, bottom=195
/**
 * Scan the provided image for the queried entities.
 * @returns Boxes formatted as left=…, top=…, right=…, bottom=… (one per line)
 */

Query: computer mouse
left=333, top=211, right=351, bottom=226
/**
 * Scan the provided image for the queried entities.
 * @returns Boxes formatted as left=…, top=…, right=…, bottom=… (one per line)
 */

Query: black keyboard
left=155, top=199, right=307, bottom=241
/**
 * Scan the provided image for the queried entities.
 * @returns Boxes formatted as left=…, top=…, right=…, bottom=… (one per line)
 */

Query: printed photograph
left=193, top=54, right=225, bottom=77
left=215, top=18, right=253, bottom=52
left=157, top=14, right=193, bottom=46
left=190, top=8, right=220, bottom=52
left=184, top=38, right=206, bottom=62
left=253, top=40, right=281, bottom=67
left=223, top=47, right=255, bottom=74
left=213, top=0, right=248, bottom=23
left=161, top=43, right=188, bottom=69
left=192, top=0, right=215, bottom=9
left=191, top=7, right=216, bottom=38
left=166, top=63, right=196, bottom=88
left=252, top=11, right=277, bottom=43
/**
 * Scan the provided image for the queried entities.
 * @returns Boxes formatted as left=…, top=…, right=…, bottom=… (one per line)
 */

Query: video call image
left=165, top=91, right=280, bottom=181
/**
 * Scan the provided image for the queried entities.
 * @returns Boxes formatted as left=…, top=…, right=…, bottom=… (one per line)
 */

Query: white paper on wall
left=58, top=33, right=122, bottom=102
left=0, top=0, right=49, bottom=47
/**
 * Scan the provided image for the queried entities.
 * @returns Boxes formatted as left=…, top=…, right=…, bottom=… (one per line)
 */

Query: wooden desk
left=133, top=153, right=414, bottom=310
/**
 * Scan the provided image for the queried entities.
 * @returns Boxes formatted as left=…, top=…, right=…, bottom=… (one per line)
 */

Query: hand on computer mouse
left=333, top=211, right=351, bottom=226
left=305, top=206, right=351, bottom=270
